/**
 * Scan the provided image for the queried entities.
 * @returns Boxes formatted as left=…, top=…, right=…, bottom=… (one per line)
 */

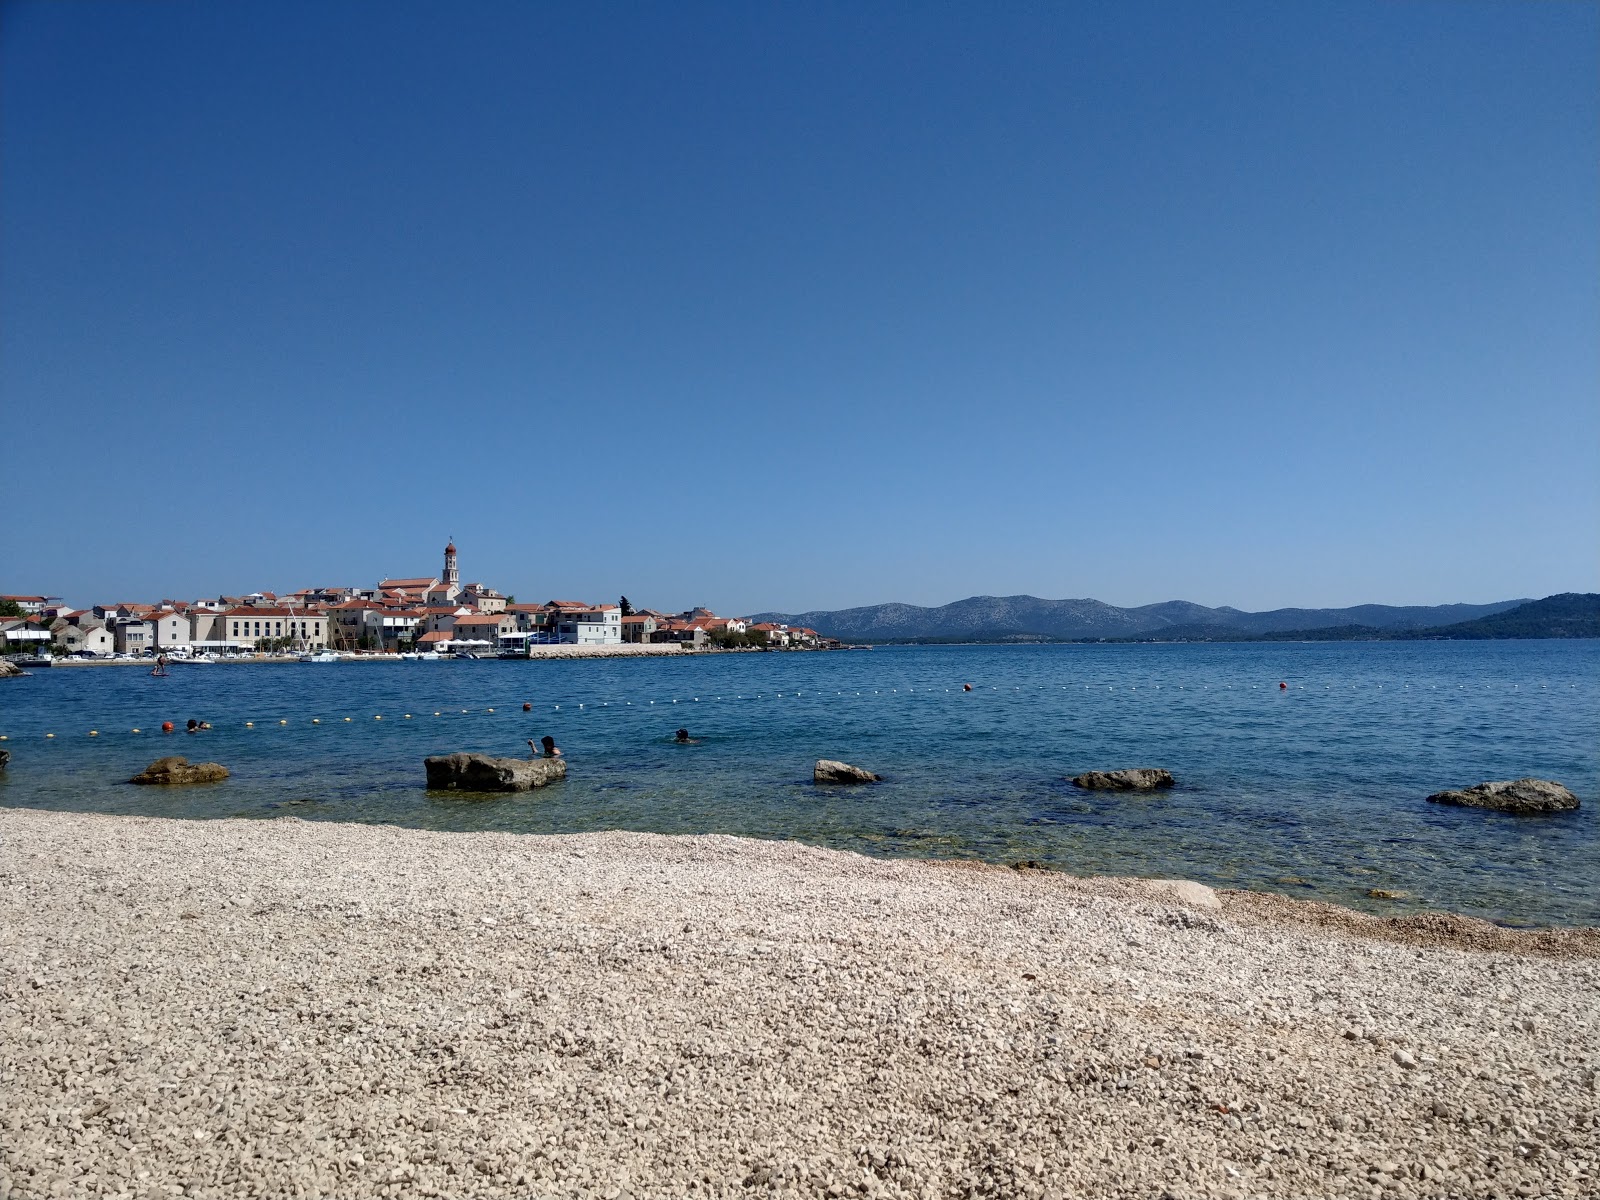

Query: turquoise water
left=1, top=642, right=1596, bottom=925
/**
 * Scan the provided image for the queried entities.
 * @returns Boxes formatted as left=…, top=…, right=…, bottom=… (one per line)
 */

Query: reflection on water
left=1, top=642, right=1596, bottom=925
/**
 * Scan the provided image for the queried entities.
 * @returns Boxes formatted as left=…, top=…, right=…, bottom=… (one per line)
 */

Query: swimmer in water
left=674, top=728, right=697, bottom=744
left=539, top=735, right=561, bottom=758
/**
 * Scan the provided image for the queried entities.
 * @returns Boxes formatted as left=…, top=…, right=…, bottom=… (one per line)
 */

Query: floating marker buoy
left=374, top=715, right=382, bottom=720
left=344, top=717, right=351, bottom=722
left=1279, top=682, right=1287, bottom=690
left=130, top=729, right=140, bottom=734
left=435, top=711, right=442, bottom=716
left=312, top=719, right=321, bottom=724
left=280, top=719, right=288, bottom=725
left=963, top=683, right=972, bottom=692
left=163, top=722, right=175, bottom=732
left=523, top=703, right=532, bottom=712
left=89, top=731, right=98, bottom=737
left=46, top=733, right=55, bottom=738
left=244, top=722, right=253, bottom=728
left=487, top=708, right=494, bottom=713
left=404, top=714, right=411, bottom=719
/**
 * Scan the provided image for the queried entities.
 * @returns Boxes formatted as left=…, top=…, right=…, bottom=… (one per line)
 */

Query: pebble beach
left=1, top=808, right=1596, bottom=1200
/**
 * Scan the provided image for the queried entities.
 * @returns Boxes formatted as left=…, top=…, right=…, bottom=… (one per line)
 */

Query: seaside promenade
left=1, top=808, right=1595, bottom=1199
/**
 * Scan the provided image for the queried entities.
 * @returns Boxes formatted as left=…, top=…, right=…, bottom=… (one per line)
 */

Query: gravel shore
left=1, top=809, right=1596, bottom=1200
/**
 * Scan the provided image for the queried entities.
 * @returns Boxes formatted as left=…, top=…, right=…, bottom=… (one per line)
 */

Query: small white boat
left=299, top=650, right=342, bottom=663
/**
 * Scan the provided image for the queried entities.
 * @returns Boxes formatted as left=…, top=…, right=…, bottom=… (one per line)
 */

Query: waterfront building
left=451, top=612, right=519, bottom=649
left=222, top=607, right=328, bottom=650
left=113, top=618, right=153, bottom=656
left=545, top=602, right=623, bottom=645
left=58, top=620, right=115, bottom=656
left=621, top=613, right=658, bottom=643
left=148, top=610, right=192, bottom=651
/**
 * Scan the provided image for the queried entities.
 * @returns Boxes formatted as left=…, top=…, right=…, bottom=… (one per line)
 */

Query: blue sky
left=2, top=1, right=1595, bottom=614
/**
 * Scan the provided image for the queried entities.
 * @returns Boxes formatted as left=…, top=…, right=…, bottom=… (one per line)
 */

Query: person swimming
left=536, top=735, right=561, bottom=758
left=674, top=728, right=698, bottom=744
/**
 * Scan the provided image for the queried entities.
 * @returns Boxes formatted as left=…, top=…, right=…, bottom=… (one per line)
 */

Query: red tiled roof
left=380, top=578, right=438, bottom=590
left=454, top=614, right=508, bottom=626
left=417, top=630, right=454, bottom=643
left=221, top=607, right=323, bottom=618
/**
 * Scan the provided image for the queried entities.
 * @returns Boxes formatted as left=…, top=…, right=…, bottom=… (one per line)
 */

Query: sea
left=2, top=641, right=1596, bottom=926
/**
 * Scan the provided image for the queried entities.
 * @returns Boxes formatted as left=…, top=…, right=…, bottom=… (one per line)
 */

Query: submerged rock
left=1070, top=768, right=1175, bottom=791
left=425, top=752, right=567, bottom=793
left=814, top=759, right=880, bottom=784
left=1425, top=778, right=1579, bottom=815
left=130, top=757, right=229, bottom=786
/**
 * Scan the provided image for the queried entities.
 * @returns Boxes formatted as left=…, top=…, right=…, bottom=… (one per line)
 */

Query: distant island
left=749, top=592, right=1600, bottom=644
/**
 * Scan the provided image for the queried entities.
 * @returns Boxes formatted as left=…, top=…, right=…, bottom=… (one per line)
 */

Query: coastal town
left=0, top=541, right=830, bottom=661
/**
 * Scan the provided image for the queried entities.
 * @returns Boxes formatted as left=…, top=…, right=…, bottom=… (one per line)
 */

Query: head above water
left=540, top=735, right=557, bottom=753
left=675, top=728, right=691, bottom=742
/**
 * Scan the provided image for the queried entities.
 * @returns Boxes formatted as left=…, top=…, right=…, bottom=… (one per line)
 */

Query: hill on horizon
left=745, top=594, right=1532, bottom=642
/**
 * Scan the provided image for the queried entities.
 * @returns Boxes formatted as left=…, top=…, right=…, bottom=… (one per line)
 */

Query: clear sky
left=2, top=1, right=1595, bottom=615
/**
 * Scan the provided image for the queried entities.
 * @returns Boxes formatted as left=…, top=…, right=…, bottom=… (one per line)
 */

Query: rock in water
left=130, top=757, right=230, bottom=786
left=0, top=748, right=9, bottom=769
left=0, top=660, right=24, bottom=678
left=1070, top=768, right=1175, bottom=791
left=1425, top=778, right=1579, bottom=815
left=424, top=752, right=567, bottom=793
left=814, top=759, right=880, bottom=784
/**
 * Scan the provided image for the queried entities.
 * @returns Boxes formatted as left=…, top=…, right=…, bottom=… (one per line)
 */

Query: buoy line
left=1, top=677, right=1584, bottom=741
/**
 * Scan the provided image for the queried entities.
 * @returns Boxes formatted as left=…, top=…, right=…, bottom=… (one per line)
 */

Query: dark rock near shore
left=1425, top=778, right=1579, bottom=815
left=130, top=757, right=229, bottom=786
left=425, top=752, right=567, bottom=793
left=0, top=748, right=9, bottom=769
left=814, top=759, right=880, bottom=784
left=1070, top=768, right=1175, bottom=791
left=0, top=660, right=24, bottom=678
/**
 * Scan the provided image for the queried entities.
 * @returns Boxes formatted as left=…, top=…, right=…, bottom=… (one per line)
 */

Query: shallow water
left=2, top=642, right=1596, bottom=924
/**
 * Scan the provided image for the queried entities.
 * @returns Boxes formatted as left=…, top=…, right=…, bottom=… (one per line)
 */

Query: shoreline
left=2, top=809, right=1595, bottom=1199
left=34, top=644, right=837, bottom=667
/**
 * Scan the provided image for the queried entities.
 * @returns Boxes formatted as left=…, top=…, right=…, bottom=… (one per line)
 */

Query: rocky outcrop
left=130, top=757, right=230, bottom=786
left=0, top=660, right=24, bottom=678
left=1426, top=778, right=1579, bottom=815
left=814, top=760, right=880, bottom=784
left=425, top=753, right=567, bottom=793
left=0, top=748, right=9, bottom=769
left=1070, top=768, right=1175, bottom=791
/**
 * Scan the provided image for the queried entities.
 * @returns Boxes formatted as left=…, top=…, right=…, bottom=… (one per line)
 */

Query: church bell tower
left=444, top=539, right=459, bottom=588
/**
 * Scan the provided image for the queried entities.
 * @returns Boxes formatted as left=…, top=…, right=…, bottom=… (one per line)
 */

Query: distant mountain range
left=747, top=593, right=1600, bottom=642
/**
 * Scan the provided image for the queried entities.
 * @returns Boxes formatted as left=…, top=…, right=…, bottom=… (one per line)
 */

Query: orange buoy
left=161, top=721, right=175, bottom=733
left=1279, top=682, right=1287, bottom=690
left=963, top=683, right=973, bottom=692
left=523, top=702, right=532, bottom=712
